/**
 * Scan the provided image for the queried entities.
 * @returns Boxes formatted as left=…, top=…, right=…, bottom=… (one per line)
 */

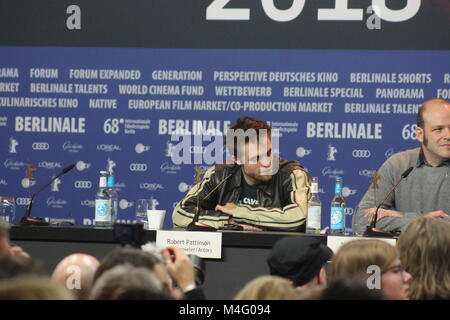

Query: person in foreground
left=172, top=116, right=310, bottom=231
left=397, top=217, right=450, bottom=299
left=353, top=98, right=450, bottom=234
left=234, top=275, right=299, bottom=300
left=329, top=239, right=411, bottom=300
left=267, top=237, right=333, bottom=292
left=52, top=253, right=100, bottom=300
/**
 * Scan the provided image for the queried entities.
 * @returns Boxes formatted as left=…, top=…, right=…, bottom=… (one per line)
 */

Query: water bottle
left=306, top=177, right=321, bottom=234
left=330, top=176, right=346, bottom=235
left=107, top=173, right=118, bottom=223
left=95, top=171, right=112, bottom=227
left=0, top=197, right=15, bottom=226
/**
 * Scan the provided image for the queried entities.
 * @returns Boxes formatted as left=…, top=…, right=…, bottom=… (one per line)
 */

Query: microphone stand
left=363, top=167, right=413, bottom=238
left=20, top=164, right=75, bottom=226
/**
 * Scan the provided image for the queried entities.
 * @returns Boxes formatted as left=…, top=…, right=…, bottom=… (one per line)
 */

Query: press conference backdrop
left=1, top=0, right=449, bottom=230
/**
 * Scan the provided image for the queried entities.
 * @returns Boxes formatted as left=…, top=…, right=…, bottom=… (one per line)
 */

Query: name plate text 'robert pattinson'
left=156, top=230, right=222, bottom=259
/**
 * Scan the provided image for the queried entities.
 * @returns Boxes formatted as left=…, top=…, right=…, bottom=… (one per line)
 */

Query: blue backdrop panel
left=1, top=46, right=449, bottom=230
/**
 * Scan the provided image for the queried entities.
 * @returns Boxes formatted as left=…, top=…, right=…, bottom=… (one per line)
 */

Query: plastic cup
left=146, top=210, right=166, bottom=230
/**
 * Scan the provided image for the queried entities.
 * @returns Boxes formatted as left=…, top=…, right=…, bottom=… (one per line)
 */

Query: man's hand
left=215, top=202, right=237, bottom=215
left=161, top=246, right=195, bottom=292
left=364, top=208, right=404, bottom=222
left=424, top=210, right=449, bottom=219
left=227, top=218, right=262, bottom=231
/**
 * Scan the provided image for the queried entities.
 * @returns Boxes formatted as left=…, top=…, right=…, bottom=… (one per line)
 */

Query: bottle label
left=307, top=206, right=321, bottom=229
left=335, top=182, right=343, bottom=195
left=95, top=199, right=111, bottom=222
left=310, top=182, right=318, bottom=194
left=330, top=206, right=345, bottom=230
left=107, top=176, right=115, bottom=187
left=99, top=177, right=107, bottom=188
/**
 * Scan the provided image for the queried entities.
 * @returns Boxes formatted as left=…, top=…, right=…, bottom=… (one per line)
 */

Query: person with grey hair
left=353, top=98, right=450, bottom=234
left=90, top=264, right=171, bottom=300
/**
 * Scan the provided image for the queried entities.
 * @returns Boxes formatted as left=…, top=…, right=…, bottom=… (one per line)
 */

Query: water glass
left=135, top=199, right=150, bottom=228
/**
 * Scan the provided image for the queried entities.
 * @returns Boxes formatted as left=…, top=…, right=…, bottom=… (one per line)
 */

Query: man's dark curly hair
left=225, top=116, right=271, bottom=159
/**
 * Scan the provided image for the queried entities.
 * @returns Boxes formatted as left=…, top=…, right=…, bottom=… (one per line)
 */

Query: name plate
left=156, top=230, right=222, bottom=259
left=327, top=236, right=397, bottom=253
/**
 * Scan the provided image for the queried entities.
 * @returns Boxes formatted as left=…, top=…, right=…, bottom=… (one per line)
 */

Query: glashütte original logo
left=46, top=196, right=67, bottom=208
left=160, top=162, right=181, bottom=174
left=62, top=141, right=84, bottom=153
left=385, top=148, right=396, bottom=159
left=4, top=159, right=25, bottom=170
left=321, top=167, right=344, bottom=178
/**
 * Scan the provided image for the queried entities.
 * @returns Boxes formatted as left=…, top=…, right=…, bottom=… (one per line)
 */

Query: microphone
left=363, top=166, right=413, bottom=238
left=187, top=165, right=239, bottom=232
left=20, top=163, right=76, bottom=226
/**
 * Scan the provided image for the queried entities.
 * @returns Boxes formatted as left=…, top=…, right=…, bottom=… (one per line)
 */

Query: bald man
left=52, top=253, right=100, bottom=300
left=353, top=99, right=450, bottom=234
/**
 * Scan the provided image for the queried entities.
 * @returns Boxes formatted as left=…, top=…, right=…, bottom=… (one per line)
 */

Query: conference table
left=10, top=225, right=387, bottom=299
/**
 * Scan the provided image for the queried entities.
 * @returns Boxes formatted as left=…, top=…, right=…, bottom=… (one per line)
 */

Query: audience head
left=0, top=275, right=73, bottom=300
left=90, top=264, right=171, bottom=300
left=397, top=217, right=450, bottom=299
left=320, top=278, right=386, bottom=300
left=93, top=246, right=161, bottom=284
left=330, top=239, right=411, bottom=300
left=267, top=237, right=333, bottom=290
left=52, top=253, right=100, bottom=300
left=234, top=275, right=298, bottom=300
left=0, top=254, right=43, bottom=280
left=94, top=246, right=175, bottom=297
left=0, top=224, right=10, bottom=255
left=416, top=98, right=450, bottom=166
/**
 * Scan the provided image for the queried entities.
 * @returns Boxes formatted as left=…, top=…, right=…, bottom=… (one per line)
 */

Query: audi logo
left=129, top=163, right=148, bottom=172
left=345, top=208, right=355, bottom=216
left=352, top=150, right=371, bottom=158
left=16, top=197, right=31, bottom=206
left=74, top=181, right=92, bottom=189
left=32, top=142, right=50, bottom=150
left=189, top=146, right=206, bottom=153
